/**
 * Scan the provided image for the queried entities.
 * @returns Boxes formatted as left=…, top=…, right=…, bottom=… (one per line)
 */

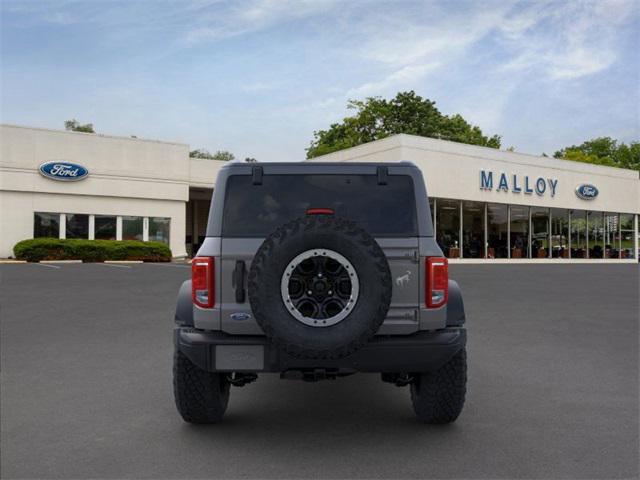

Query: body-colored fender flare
left=175, top=280, right=193, bottom=327
left=447, top=279, right=465, bottom=326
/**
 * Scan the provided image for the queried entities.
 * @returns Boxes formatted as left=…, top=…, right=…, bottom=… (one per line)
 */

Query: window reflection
left=571, top=210, right=587, bottom=258
left=603, top=213, right=619, bottom=259
left=95, top=215, right=117, bottom=240
left=34, top=212, right=59, bottom=238
left=462, top=201, right=484, bottom=258
left=551, top=209, right=569, bottom=258
left=149, top=217, right=170, bottom=244
left=510, top=206, right=529, bottom=259
left=122, top=216, right=143, bottom=241
left=531, top=207, right=550, bottom=258
left=436, top=199, right=460, bottom=258
left=620, top=214, right=635, bottom=259
left=588, top=211, right=604, bottom=258
left=66, top=214, right=89, bottom=239
left=487, top=203, right=508, bottom=259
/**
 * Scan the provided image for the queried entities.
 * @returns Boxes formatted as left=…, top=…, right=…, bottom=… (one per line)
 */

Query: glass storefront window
left=122, top=216, right=143, bottom=241
left=95, top=215, right=117, bottom=240
left=620, top=214, right=635, bottom=259
left=436, top=199, right=460, bottom=258
left=487, top=203, right=508, bottom=259
left=149, top=217, right=170, bottom=244
left=603, top=213, right=619, bottom=259
left=34, top=212, right=60, bottom=238
left=65, top=214, right=89, bottom=239
left=571, top=210, right=587, bottom=258
left=462, top=201, right=484, bottom=258
left=551, top=209, right=570, bottom=258
left=588, top=211, right=604, bottom=258
left=510, top=205, right=529, bottom=259
left=531, top=207, right=550, bottom=258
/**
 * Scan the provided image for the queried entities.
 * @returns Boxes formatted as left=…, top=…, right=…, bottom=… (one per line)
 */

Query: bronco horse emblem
left=396, top=270, right=411, bottom=287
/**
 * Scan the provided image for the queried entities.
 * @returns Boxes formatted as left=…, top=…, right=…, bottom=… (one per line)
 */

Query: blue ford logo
left=230, top=312, right=251, bottom=321
left=575, top=184, right=598, bottom=200
left=39, top=161, right=89, bottom=182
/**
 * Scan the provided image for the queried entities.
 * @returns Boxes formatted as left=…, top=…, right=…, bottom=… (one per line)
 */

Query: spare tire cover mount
left=280, top=248, right=359, bottom=328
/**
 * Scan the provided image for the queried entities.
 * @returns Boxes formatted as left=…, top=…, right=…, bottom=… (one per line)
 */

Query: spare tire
left=248, top=215, right=391, bottom=359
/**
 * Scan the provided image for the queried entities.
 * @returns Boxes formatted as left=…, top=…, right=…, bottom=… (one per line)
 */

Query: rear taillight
left=426, top=257, right=448, bottom=308
left=192, top=257, right=214, bottom=308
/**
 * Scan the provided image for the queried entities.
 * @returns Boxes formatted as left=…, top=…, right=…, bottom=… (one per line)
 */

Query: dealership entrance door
left=186, top=188, right=212, bottom=257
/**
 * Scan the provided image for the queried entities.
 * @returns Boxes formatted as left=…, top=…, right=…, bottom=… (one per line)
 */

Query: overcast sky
left=2, top=0, right=639, bottom=161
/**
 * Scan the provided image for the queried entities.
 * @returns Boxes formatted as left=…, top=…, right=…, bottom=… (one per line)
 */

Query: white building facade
left=1, top=126, right=638, bottom=262
left=313, top=134, right=640, bottom=262
left=0, top=124, right=224, bottom=258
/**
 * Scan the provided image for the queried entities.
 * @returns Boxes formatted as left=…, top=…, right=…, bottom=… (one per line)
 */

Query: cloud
left=182, top=0, right=340, bottom=44
left=499, top=0, right=637, bottom=79
left=347, top=63, right=440, bottom=97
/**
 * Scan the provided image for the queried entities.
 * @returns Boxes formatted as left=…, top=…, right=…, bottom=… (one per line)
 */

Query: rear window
left=222, top=174, right=417, bottom=237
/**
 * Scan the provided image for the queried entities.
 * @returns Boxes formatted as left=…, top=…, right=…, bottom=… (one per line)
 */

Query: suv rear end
left=174, top=162, right=467, bottom=424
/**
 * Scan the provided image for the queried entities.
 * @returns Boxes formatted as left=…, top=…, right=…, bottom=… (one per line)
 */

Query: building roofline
left=313, top=133, right=638, bottom=180
left=394, top=133, right=639, bottom=179
left=0, top=123, right=189, bottom=147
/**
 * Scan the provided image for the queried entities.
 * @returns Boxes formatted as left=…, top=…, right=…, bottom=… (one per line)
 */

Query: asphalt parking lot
left=1, top=262, right=638, bottom=479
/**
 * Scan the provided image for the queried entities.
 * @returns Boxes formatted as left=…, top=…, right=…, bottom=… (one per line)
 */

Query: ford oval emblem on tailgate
left=230, top=312, right=252, bottom=321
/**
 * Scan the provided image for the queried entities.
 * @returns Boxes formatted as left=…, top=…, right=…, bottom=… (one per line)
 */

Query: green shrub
left=13, top=238, right=172, bottom=262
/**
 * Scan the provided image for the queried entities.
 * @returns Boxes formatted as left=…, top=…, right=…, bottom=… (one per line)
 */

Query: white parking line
left=36, top=263, right=61, bottom=269
left=96, top=263, right=132, bottom=269
left=149, top=263, right=191, bottom=268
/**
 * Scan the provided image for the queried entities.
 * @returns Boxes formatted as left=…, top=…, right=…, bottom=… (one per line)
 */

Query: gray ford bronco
left=173, top=162, right=467, bottom=424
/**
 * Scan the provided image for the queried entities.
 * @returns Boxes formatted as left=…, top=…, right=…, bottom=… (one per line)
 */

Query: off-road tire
left=248, top=215, right=392, bottom=360
left=173, top=350, right=230, bottom=424
left=410, top=347, right=467, bottom=424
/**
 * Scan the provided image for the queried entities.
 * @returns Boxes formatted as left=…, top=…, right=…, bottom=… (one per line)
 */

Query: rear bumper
left=175, top=327, right=466, bottom=374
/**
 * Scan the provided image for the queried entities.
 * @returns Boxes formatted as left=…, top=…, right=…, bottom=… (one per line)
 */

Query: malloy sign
left=480, top=170, right=558, bottom=197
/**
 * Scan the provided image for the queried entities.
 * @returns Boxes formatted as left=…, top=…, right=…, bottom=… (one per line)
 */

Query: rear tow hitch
left=280, top=369, right=341, bottom=382
left=227, top=372, right=258, bottom=387
left=381, top=373, right=414, bottom=387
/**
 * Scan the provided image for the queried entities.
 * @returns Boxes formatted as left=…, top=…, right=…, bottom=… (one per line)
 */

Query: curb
left=40, top=260, right=82, bottom=264
left=0, top=259, right=27, bottom=264
left=104, top=260, right=144, bottom=264
left=448, top=258, right=638, bottom=264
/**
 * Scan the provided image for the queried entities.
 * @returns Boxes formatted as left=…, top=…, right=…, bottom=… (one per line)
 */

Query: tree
left=189, top=149, right=236, bottom=161
left=306, top=91, right=501, bottom=158
left=244, top=157, right=258, bottom=163
left=554, top=137, right=640, bottom=171
left=64, top=119, right=94, bottom=133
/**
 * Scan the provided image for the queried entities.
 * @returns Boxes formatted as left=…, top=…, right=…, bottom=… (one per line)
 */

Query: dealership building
left=1, top=124, right=638, bottom=262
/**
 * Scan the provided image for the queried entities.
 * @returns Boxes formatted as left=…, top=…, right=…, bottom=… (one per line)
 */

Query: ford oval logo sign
left=575, top=184, right=598, bottom=200
left=39, top=161, right=89, bottom=182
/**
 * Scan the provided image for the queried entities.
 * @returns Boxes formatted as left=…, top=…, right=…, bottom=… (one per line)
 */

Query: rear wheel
left=410, top=348, right=467, bottom=424
left=173, top=350, right=230, bottom=424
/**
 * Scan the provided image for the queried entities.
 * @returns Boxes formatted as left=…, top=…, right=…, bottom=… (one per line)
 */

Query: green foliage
left=554, top=137, right=640, bottom=171
left=13, top=238, right=172, bottom=262
left=307, top=91, right=501, bottom=158
left=64, top=119, right=95, bottom=133
left=190, top=149, right=236, bottom=161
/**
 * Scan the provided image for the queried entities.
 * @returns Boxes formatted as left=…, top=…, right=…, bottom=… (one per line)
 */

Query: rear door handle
left=232, top=260, right=246, bottom=303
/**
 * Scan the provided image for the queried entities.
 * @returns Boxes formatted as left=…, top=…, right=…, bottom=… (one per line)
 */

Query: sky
left=1, top=0, right=639, bottom=162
